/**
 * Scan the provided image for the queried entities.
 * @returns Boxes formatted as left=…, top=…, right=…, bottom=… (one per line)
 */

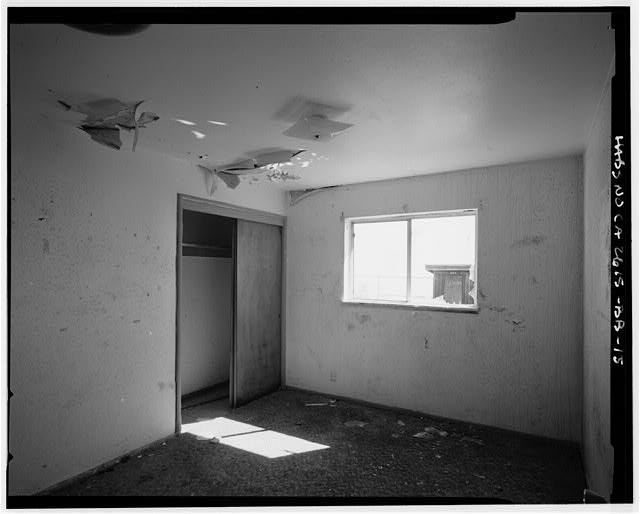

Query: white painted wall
left=582, top=74, right=613, bottom=498
left=9, top=38, right=286, bottom=495
left=180, top=257, right=232, bottom=396
left=285, top=156, right=583, bottom=442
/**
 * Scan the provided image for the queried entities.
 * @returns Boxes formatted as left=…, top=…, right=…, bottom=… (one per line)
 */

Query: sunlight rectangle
left=181, top=417, right=263, bottom=440
left=220, top=430, right=330, bottom=458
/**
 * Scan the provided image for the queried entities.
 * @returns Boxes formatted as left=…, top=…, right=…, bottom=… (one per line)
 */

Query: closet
left=176, top=194, right=284, bottom=431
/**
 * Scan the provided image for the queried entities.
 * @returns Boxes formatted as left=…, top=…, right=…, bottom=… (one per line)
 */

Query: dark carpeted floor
left=46, top=389, right=585, bottom=503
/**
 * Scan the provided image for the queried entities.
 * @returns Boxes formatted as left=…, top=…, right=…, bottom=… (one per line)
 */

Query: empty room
left=7, top=8, right=631, bottom=505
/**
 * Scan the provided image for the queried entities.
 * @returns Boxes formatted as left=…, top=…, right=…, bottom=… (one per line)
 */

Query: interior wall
left=582, top=72, right=613, bottom=498
left=285, top=155, right=583, bottom=442
left=9, top=47, right=286, bottom=496
left=180, top=257, right=232, bottom=396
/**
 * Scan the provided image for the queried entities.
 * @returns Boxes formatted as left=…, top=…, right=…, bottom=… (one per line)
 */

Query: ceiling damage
left=56, top=96, right=159, bottom=151
left=52, top=91, right=344, bottom=195
left=29, top=16, right=614, bottom=195
left=199, top=149, right=306, bottom=194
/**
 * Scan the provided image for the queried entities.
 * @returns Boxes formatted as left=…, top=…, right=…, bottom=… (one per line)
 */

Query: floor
left=181, top=381, right=230, bottom=423
left=47, top=389, right=586, bottom=503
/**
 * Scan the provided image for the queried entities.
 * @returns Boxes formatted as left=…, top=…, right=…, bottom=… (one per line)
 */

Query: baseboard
left=34, top=433, right=177, bottom=496
left=281, top=384, right=581, bottom=449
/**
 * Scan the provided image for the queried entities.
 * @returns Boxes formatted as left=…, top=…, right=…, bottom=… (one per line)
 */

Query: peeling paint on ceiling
left=20, top=17, right=614, bottom=191
left=56, top=96, right=159, bottom=151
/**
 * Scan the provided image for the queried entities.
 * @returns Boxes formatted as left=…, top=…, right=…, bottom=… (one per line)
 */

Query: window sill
left=341, top=298, right=480, bottom=313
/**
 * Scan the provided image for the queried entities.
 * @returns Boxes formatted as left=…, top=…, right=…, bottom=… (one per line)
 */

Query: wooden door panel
left=233, top=219, right=282, bottom=406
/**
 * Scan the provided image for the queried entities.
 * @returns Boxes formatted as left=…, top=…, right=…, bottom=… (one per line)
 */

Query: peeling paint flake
left=58, top=97, right=159, bottom=151
left=198, top=165, right=240, bottom=194
left=173, top=118, right=196, bottom=126
left=80, top=125, right=122, bottom=150
left=217, top=171, right=240, bottom=190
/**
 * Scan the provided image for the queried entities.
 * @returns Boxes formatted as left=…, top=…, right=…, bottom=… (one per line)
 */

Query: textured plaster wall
left=9, top=88, right=285, bottom=497
left=285, top=156, right=583, bottom=442
left=582, top=75, right=613, bottom=498
left=180, top=257, right=232, bottom=396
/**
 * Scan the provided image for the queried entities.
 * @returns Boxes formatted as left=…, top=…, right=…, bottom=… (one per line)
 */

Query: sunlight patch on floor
left=181, top=417, right=330, bottom=458
left=181, top=417, right=262, bottom=439
left=221, top=429, right=329, bottom=458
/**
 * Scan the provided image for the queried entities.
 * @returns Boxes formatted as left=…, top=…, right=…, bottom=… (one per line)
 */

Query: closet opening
left=178, top=209, right=234, bottom=426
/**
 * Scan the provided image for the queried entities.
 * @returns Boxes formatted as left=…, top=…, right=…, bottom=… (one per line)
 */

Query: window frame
left=342, top=208, right=479, bottom=312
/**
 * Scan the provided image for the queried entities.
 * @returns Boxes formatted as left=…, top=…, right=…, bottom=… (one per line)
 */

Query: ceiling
left=12, top=14, right=615, bottom=190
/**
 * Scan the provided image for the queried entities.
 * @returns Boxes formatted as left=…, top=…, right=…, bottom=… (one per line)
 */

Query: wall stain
left=42, top=238, right=50, bottom=254
left=507, top=318, right=526, bottom=333
left=510, top=235, right=546, bottom=249
left=356, top=313, right=371, bottom=325
left=59, top=327, right=68, bottom=332
left=132, top=319, right=141, bottom=324
left=347, top=323, right=355, bottom=331
left=489, top=306, right=506, bottom=313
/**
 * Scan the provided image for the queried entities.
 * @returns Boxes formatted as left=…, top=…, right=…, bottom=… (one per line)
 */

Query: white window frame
left=342, top=208, right=479, bottom=312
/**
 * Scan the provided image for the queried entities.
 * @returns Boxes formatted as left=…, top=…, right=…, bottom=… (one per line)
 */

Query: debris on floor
left=461, top=436, right=485, bottom=446
left=424, top=426, right=448, bottom=437
left=304, top=399, right=336, bottom=407
left=344, top=420, right=367, bottom=428
left=412, top=431, right=434, bottom=439
left=397, top=420, right=405, bottom=426
left=46, top=389, right=587, bottom=502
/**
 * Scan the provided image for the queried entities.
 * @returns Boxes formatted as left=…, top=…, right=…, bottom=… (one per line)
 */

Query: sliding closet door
left=232, top=219, right=282, bottom=407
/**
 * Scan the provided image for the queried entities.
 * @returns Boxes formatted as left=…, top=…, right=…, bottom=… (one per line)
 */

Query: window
left=343, top=209, right=478, bottom=310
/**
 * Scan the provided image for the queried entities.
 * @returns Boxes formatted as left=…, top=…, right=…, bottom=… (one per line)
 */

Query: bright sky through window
left=346, top=210, right=477, bottom=308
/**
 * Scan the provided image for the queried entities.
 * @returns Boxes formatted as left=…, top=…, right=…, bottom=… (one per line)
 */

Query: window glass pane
left=410, top=215, right=476, bottom=305
left=353, top=221, right=407, bottom=301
